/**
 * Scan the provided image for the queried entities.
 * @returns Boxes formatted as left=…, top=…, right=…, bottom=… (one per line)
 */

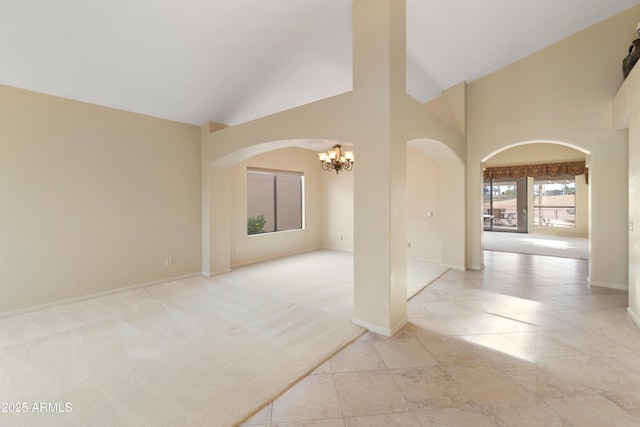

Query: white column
left=351, top=0, right=408, bottom=335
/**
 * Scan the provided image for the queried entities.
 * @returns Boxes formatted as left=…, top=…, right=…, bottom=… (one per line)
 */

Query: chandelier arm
left=318, top=144, right=354, bottom=174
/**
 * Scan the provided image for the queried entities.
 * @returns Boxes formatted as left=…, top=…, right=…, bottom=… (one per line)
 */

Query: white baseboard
left=589, top=281, right=628, bottom=291
left=442, top=264, right=465, bottom=270
left=468, top=263, right=485, bottom=271
left=407, top=256, right=440, bottom=263
left=352, top=316, right=408, bottom=337
left=0, top=272, right=201, bottom=319
left=231, top=246, right=323, bottom=269
left=628, top=307, right=640, bottom=330
left=322, top=245, right=354, bottom=253
left=205, top=268, right=231, bottom=277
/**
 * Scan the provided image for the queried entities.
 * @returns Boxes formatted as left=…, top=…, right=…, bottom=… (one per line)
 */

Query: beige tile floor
left=242, top=251, right=640, bottom=427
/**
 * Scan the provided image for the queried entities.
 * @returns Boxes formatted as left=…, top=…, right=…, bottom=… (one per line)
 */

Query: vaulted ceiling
left=1, top=0, right=638, bottom=126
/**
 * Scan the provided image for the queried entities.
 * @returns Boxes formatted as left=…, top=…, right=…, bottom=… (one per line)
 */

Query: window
left=533, top=175, right=576, bottom=227
left=247, top=168, right=303, bottom=235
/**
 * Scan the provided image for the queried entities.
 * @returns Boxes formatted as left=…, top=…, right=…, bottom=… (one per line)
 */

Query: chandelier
left=318, top=144, right=354, bottom=174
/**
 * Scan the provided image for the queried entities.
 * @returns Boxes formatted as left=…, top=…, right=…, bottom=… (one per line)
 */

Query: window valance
left=483, top=160, right=588, bottom=183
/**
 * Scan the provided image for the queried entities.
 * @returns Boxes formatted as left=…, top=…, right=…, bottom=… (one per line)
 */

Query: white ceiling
left=1, top=0, right=638, bottom=126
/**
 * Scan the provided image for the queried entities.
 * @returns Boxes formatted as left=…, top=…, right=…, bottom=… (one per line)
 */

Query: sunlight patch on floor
left=523, top=237, right=571, bottom=249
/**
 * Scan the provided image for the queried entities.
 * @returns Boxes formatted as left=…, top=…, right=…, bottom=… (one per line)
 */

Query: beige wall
left=485, top=143, right=589, bottom=237
left=230, top=147, right=322, bottom=266
left=407, top=139, right=466, bottom=270
left=613, top=56, right=640, bottom=325
left=466, top=6, right=639, bottom=288
left=407, top=147, right=442, bottom=262
left=320, top=146, right=447, bottom=265
left=0, top=84, right=202, bottom=314
left=322, top=165, right=354, bottom=252
left=627, top=69, right=640, bottom=325
left=486, top=144, right=586, bottom=166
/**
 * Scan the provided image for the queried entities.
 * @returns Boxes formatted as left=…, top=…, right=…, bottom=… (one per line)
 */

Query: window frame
left=532, top=175, right=576, bottom=228
left=246, top=167, right=304, bottom=235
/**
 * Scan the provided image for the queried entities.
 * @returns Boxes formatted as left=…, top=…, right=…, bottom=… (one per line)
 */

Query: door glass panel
left=483, top=177, right=527, bottom=233
left=483, top=183, right=493, bottom=231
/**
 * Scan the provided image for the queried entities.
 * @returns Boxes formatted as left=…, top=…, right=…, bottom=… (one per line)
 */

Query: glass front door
left=483, top=177, right=527, bottom=233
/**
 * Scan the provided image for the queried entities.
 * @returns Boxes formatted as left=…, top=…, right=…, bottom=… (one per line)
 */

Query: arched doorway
left=204, top=138, right=356, bottom=275
left=479, top=140, right=618, bottom=280
left=407, top=139, right=466, bottom=290
left=482, top=142, right=590, bottom=259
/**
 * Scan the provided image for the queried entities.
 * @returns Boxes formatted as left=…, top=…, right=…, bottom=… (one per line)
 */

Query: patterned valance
left=484, top=160, right=588, bottom=183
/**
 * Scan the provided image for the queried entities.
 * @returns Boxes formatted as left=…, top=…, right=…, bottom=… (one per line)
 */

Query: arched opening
left=470, top=138, right=627, bottom=291
left=481, top=140, right=591, bottom=162
left=205, top=138, right=356, bottom=275
left=480, top=141, right=590, bottom=260
left=406, top=139, right=465, bottom=295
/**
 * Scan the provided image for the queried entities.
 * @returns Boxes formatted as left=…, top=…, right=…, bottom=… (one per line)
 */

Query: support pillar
left=202, top=164, right=231, bottom=276
left=351, top=0, right=408, bottom=335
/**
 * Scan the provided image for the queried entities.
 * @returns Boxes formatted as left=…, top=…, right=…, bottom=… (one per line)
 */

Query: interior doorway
left=483, top=177, right=527, bottom=233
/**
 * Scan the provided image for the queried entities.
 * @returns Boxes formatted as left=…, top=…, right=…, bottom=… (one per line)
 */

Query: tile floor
left=241, top=251, right=640, bottom=427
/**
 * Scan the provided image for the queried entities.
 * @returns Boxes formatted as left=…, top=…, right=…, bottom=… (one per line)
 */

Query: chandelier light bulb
left=317, top=144, right=354, bottom=174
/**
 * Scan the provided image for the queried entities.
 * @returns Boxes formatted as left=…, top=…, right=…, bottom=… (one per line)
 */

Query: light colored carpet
left=484, top=231, right=589, bottom=260
left=0, top=249, right=447, bottom=427
left=0, top=249, right=364, bottom=427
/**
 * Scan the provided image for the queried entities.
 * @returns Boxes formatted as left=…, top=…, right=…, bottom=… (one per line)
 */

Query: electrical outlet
left=165, top=258, right=173, bottom=267
left=407, top=242, right=411, bottom=248
left=340, top=236, right=344, bottom=241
